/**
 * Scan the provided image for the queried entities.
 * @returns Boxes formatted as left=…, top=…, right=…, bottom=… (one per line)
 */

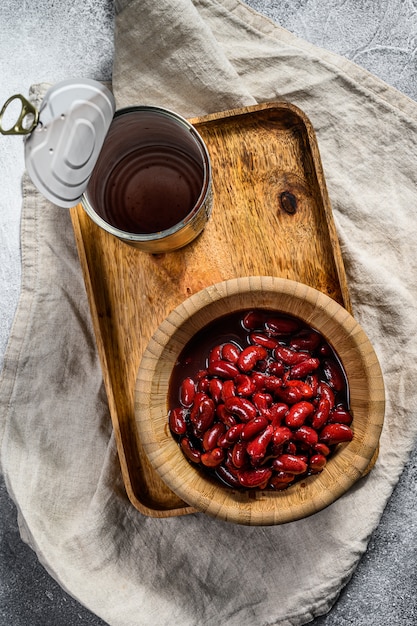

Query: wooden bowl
left=135, top=276, right=385, bottom=525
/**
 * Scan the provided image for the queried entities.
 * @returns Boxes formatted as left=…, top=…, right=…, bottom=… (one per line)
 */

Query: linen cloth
left=1, top=1, right=417, bottom=624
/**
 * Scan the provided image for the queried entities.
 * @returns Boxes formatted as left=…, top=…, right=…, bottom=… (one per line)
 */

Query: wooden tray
left=70, top=102, right=353, bottom=518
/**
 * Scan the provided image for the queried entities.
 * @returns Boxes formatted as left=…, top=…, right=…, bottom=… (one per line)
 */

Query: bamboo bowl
left=135, top=276, right=385, bottom=525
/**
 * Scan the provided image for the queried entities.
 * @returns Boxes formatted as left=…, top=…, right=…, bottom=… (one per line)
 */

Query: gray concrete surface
left=1, top=1, right=417, bottom=625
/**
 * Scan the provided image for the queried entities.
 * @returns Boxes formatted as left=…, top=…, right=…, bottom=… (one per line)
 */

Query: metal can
left=82, top=106, right=212, bottom=252
left=1, top=80, right=213, bottom=253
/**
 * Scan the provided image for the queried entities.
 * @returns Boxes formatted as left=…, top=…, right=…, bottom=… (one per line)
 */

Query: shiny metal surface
left=24, top=79, right=115, bottom=208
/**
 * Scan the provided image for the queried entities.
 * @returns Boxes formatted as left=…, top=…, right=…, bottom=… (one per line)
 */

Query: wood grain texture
left=70, top=102, right=360, bottom=518
left=135, top=276, right=385, bottom=525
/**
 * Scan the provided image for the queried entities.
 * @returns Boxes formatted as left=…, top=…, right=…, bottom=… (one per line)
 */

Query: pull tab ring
left=0, top=94, right=39, bottom=135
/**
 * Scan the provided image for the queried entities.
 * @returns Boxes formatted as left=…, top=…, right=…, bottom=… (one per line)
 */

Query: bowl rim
left=135, top=276, right=385, bottom=526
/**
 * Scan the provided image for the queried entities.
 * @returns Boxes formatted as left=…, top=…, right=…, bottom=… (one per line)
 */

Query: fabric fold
left=113, top=0, right=256, bottom=115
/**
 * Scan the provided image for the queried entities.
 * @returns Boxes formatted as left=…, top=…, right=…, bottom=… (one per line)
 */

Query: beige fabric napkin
left=1, top=1, right=417, bottom=624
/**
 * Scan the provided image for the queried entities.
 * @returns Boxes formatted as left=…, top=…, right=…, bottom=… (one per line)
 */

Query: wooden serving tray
left=70, top=102, right=353, bottom=518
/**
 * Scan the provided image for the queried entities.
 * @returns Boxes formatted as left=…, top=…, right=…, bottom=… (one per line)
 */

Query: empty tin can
left=1, top=79, right=212, bottom=253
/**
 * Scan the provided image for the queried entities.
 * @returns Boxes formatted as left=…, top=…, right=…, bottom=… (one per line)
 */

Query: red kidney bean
left=252, top=392, right=273, bottom=412
left=272, top=454, right=308, bottom=475
left=320, top=423, right=353, bottom=445
left=286, top=379, right=315, bottom=398
left=216, top=463, right=241, bottom=488
left=215, top=460, right=240, bottom=480
left=222, top=342, right=240, bottom=363
left=208, top=378, right=223, bottom=404
left=195, top=368, right=208, bottom=381
left=225, top=396, right=257, bottom=422
left=293, top=425, right=319, bottom=447
left=231, top=441, right=248, bottom=469
left=277, top=381, right=305, bottom=400
left=208, top=360, right=240, bottom=379
left=306, top=372, right=319, bottom=397
left=201, top=447, right=225, bottom=468
left=237, top=345, right=268, bottom=372
left=216, top=404, right=237, bottom=428
left=249, top=332, right=280, bottom=350
left=276, top=385, right=305, bottom=404
left=267, top=402, right=289, bottom=426
left=265, top=316, right=300, bottom=335
left=180, top=437, right=201, bottom=464
left=273, top=471, right=297, bottom=484
left=202, top=422, right=226, bottom=451
left=193, top=397, right=215, bottom=433
left=179, top=377, right=195, bottom=407
left=314, top=442, right=331, bottom=457
left=246, top=424, right=274, bottom=463
left=289, top=357, right=320, bottom=379
left=251, top=372, right=268, bottom=391
left=237, top=467, right=273, bottom=488
left=285, top=441, right=297, bottom=455
left=272, top=425, right=292, bottom=447
left=285, top=401, right=314, bottom=428
left=215, top=403, right=226, bottom=418
left=241, top=415, right=269, bottom=441
left=328, top=405, right=353, bottom=425
left=289, top=329, right=322, bottom=351
left=197, top=375, right=210, bottom=393
left=263, top=375, right=283, bottom=394
left=225, top=448, right=235, bottom=466
left=322, top=358, right=345, bottom=392
left=168, top=408, right=188, bottom=436
left=285, top=377, right=309, bottom=389
left=208, top=344, right=222, bottom=364
left=224, top=422, right=245, bottom=443
left=190, top=391, right=208, bottom=421
left=221, top=379, right=236, bottom=401
left=235, top=374, right=256, bottom=397
left=309, top=453, right=327, bottom=473
left=267, top=359, right=286, bottom=376
left=217, top=432, right=234, bottom=448
left=241, top=310, right=264, bottom=331
left=273, top=345, right=308, bottom=365
left=319, top=343, right=332, bottom=357
left=269, top=473, right=295, bottom=489
left=317, top=382, right=335, bottom=407
left=311, top=397, right=331, bottom=430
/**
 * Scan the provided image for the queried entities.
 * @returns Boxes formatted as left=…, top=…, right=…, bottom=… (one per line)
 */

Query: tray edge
left=70, top=206, right=196, bottom=518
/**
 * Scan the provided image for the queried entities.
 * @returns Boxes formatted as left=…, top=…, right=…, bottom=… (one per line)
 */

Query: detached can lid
left=24, top=79, right=116, bottom=208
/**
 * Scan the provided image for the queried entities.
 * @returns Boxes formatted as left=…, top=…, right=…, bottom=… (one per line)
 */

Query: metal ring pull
left=0, top=94, right=39, bottom=135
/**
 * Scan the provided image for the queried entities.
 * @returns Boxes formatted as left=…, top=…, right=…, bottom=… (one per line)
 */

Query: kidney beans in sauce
left=168, top=309, right=353, bottom=490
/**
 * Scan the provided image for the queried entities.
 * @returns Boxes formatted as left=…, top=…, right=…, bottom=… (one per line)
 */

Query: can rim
left=81, top=105, right=212, bottom=242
